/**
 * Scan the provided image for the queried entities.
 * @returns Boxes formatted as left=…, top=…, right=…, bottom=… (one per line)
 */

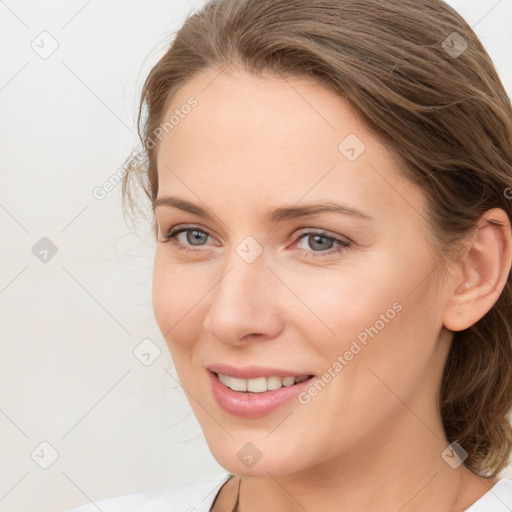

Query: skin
left=152, top=67, right=512, bottom=511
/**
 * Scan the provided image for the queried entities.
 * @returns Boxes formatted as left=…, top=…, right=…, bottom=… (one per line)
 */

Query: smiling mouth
left=213, top=371, right=315, bottom=393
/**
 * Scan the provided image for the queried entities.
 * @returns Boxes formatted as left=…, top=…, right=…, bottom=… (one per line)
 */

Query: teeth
left=282, top=376, right=295, bottom=387
left=217, top=373, right=311, bottom=393
left=227, top=376, right=247, bottom=392
left=247, top=377, right=267, bottom=393
left=267, top=376, right=282, bottom=391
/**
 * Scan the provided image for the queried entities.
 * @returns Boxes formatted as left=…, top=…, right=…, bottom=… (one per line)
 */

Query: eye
left=159, top=224, right=351, bottom=259
left=293, top=230, right=351, bottom=258
left=159, top=224, right=216, bottom=252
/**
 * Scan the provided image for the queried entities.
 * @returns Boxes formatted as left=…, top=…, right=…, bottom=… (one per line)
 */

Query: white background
left=1, top=1, right=511, bottom=511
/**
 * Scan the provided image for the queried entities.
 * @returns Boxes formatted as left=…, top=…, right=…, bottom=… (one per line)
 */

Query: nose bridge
left=203, top=243, right=281, bottom=343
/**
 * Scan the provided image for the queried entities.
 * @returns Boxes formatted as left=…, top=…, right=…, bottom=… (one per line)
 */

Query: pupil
left=310, top=235, right=331, bottom=251
left=188, top=230, right=207, bottom=245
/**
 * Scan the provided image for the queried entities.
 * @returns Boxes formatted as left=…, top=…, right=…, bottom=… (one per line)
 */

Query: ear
left=443, top=208, right=512, bottom=332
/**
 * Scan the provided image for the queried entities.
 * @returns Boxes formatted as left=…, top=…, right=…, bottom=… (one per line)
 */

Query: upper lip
left=207, top=363, right=314, bottom=379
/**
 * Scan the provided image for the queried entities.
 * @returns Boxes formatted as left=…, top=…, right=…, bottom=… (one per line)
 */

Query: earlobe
left=443, top=208, right=512, bottom=332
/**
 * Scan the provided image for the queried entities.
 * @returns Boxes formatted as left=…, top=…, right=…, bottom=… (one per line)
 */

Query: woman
left=67, top=0, right=512, bottom=510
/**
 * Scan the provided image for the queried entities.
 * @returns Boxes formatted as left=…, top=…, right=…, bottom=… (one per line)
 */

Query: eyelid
left=292, top=229, right=351, bottom=258
left=159, top=223, right=215, bottom=242
left=293, top=227, right=352, bottom=244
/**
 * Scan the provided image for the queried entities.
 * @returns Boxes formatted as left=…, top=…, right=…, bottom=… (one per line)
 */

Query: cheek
left=299, top=249, right=439, bottom=379
left=278, top=255, right=406, bottom=346
left=152, top=251, right=199, bottom=349
left=315, top=259, right=442, bottom=416
left=152, top=252, right=175, bottom=334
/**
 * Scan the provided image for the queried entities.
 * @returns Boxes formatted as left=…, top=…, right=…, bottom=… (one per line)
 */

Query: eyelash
left=159, top=224, right=351, bottom=259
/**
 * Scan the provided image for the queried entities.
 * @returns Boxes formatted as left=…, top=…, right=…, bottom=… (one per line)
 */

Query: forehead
left=155, top=67, right=425, bottom=221
left=158, top=67, right=370, bottom=161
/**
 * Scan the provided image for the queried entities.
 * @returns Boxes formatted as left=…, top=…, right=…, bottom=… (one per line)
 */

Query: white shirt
left=65, top=473, right=512, bottom=512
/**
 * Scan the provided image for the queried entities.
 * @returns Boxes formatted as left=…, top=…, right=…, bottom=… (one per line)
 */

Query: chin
left=201, top=427, right=308, bottom=477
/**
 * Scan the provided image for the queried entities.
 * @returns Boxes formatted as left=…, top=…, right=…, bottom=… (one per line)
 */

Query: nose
left=203, top=250, right=284, bottom=345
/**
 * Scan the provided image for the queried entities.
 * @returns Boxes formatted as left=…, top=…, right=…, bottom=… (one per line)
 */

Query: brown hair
left=123, top=0, right=512, bottom=478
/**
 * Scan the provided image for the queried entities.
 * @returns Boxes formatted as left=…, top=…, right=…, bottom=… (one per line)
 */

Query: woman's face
left=152, top=68, right=455, bottom=476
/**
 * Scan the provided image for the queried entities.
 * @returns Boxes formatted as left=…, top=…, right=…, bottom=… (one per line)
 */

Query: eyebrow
left=152, top=196, right=373, bottom=223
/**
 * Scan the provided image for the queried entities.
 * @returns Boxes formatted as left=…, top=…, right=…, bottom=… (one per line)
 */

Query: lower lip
left=208, top=371, right=315, bottom=418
